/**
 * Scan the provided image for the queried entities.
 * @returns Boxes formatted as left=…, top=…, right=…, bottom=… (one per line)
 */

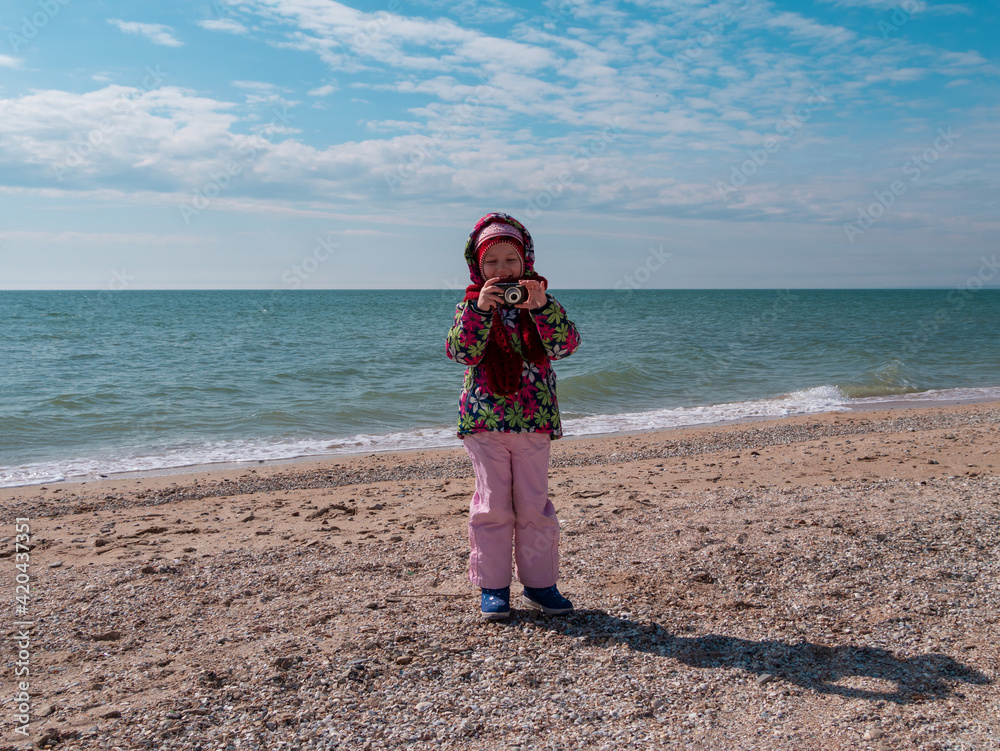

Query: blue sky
left=1, top=0, right=997, bottom=289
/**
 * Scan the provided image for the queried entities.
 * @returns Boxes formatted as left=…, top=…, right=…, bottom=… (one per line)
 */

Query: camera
left=496, top=282, right=528, bottom=306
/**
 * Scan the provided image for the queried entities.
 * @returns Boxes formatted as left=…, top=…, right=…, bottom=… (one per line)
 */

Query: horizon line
left=3, top=287, right=1000, bottom=293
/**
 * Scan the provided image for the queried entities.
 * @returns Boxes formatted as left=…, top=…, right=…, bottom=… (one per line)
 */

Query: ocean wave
left=559, top=362, right=660, bottom=400
left=837, top=358, right=922, bottom=399
left=0, top=428, right=462, bottom=488
left=562, top=385, right=850, bottom=437
left=4, top=384, right=999, bottom=488
left=838, top=384, right=922, bottom=399
left=849, top=385, right=1000, bottom=405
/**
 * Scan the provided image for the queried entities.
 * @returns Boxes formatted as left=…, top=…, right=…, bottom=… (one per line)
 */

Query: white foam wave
left=849, top=385, right=1000, bottom=406
left=0, top=428, right=463, bottom=488
left=562, top=385, right=850, bottom=437
left=3, top=384, right=998, bottom=488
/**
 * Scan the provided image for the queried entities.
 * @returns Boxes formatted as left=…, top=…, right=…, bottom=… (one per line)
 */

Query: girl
left=446, top=212, right=581, bottom=620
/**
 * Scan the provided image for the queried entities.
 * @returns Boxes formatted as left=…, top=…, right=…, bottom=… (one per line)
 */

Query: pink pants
left=463, top=431, right=560, bottom=590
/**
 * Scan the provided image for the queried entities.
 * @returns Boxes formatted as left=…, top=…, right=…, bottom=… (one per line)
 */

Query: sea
left=2, top=289, right=999, bottom=488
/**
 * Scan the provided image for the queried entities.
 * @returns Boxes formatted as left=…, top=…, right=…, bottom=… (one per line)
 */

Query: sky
left=0, top=0, right=998, bottom=290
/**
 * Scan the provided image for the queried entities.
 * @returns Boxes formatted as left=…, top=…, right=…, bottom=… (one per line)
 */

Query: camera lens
left=503, top=285, right=526, bottom=305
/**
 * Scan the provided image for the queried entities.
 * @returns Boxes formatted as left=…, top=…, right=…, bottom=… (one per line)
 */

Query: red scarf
left=463, top=276, right=549, bottom=397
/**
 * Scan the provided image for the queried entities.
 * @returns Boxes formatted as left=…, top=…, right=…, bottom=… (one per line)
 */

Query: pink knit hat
left=475, top=222, right=525, bottom=266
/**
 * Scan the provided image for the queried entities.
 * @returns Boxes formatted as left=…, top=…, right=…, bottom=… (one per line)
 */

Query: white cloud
left=930, top=3, right=974, bottom=13
left=197, top=19, right=251, bottom=34
left=764, top=12, right=856, bottom=46
left=865, top=66, right=929, bottom=83
left=0, top=83, right=993, bottom=239
left=0, top=54, right=22, bottom=69
left=0, top=86, right=238, bottom=189
left=233, top=80, right=282, bottom=91
left=818, top=0, right=972, bottom=13
left=0, top=0, right=992, bottom=241
left=934, top=50, right=989, bottom=69
left=4, top=230, right=210, bottom=244
left=819, top=0, right=925, bottom=9
left=108, top=19, right=184, bottom=47
left=308, top=84, right=337, bottom=97
left=417, top=0, right=521, bottom=25
left=231, top=0, right=556, bottom=73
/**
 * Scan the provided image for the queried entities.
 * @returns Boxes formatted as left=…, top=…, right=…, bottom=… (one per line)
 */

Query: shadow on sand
left=503, top=609, right=990, bottom=704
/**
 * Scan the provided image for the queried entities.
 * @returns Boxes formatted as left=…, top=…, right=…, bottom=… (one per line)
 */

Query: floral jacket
left=446, top=295, right=581, bottom=438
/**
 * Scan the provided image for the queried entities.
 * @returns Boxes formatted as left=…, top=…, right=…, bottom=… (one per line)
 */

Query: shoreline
left=2, top=399, right=998, bottom=519
left=5, top=392, right=999, bottom=492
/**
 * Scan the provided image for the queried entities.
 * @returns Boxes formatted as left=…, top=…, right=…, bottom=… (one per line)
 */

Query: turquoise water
left=2, top=289, right=999, bottom=486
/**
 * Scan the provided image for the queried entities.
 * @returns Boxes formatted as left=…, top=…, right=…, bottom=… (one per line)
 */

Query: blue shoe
left=480, top=587, right=510, bottom=620
left=522, top=585, right=573, bottom=615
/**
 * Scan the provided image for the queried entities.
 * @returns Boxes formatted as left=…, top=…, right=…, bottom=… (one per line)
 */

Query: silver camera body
left=496, top=282, right=528, bottom=306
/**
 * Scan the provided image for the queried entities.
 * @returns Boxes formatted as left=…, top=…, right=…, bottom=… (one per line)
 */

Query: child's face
left=480, top=243, right=523, bottom=281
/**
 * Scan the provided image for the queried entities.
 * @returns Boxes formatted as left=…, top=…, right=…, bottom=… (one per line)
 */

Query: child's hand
left=515, top=279, right=548, bottom=310
left=477, top=277, right=503, bottom=311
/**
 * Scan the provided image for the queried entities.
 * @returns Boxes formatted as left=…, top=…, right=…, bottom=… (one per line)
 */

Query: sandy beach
left=3, top=401, right=998, bottom=750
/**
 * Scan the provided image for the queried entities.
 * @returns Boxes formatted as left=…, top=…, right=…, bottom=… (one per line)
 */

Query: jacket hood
left=464, top=212, right=537, bottom=285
